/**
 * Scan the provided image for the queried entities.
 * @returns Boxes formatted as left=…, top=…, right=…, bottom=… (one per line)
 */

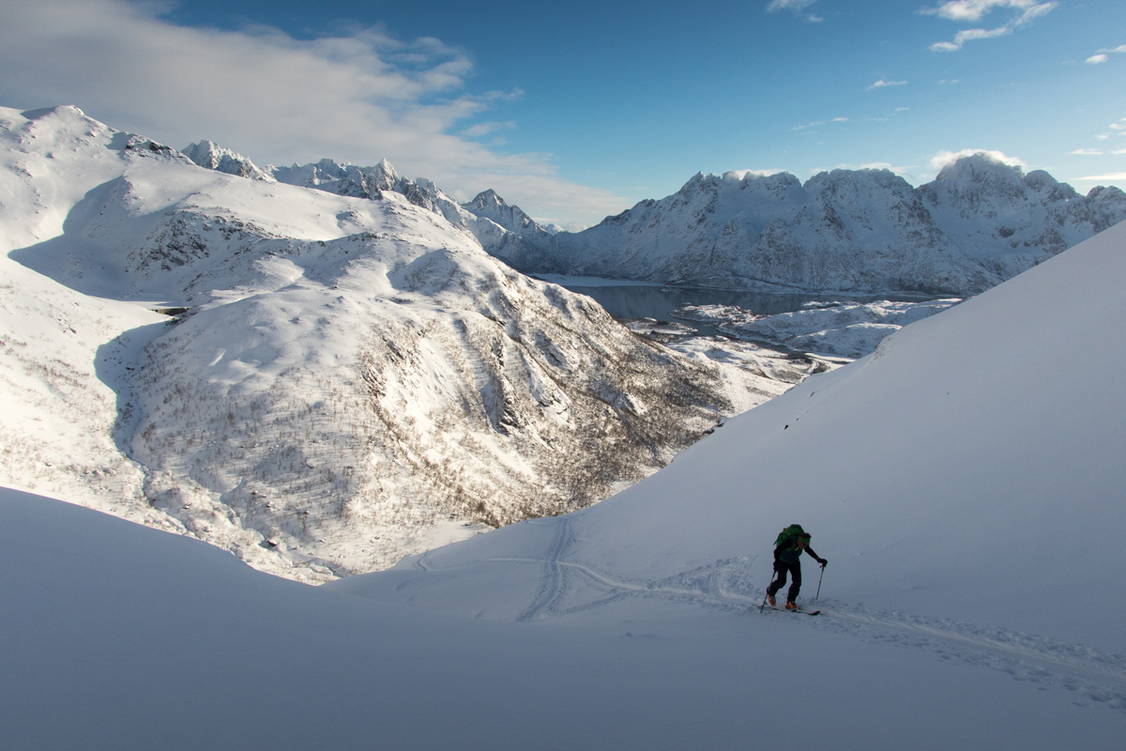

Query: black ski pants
left=767, top=560, right=802, bottom=603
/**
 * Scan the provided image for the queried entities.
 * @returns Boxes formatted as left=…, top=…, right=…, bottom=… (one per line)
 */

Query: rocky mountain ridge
left=182, top=141, right=554, bottom=263
left=525, top=158, right=1126, bottom=295
left=183, top=138, right=1126, bottom=297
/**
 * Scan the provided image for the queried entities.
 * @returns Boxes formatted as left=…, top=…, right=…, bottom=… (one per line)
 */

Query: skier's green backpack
left=774, top=524, right=807, bottom=548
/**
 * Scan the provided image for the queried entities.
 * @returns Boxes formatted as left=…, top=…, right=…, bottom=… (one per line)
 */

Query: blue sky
left=2, top=0, right=1124, bottom=227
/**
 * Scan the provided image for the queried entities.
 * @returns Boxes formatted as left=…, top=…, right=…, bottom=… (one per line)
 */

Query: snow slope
left=4, top=223, right=1126, bottom=748
left=519, top=159, right=1126, bottom=295
left=8, top=484, right=1124, bottom=750
left=335, top=219, right=1126, bottom=665
left=1, top=106, right=739, bottom=582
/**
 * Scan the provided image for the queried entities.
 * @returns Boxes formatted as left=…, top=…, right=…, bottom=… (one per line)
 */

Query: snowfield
left=3, top=217, right=1125, bottom=749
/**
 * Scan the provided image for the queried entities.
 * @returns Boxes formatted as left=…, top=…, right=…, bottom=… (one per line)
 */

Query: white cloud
left=793, top=116, right=849, bottom=131
left=0, top=0, right=628, bottom=228
left=460, top=121, right=517, bottom=138
left=766, top=0, right=822, bottom=22
left=1114, top=149, right=1126, bottom=155
left=844, top=161, right=913, bottom=175
left=938, top=78, right=961, bottom=85
left=1070, top=148, right=1103, bottom=156
left=767, top=0, right=816, bottom=11
left=1086, top=44, right=1126, bottom=65
left=723, top=169, right=788, bottom=180
left=923, top=1, right=1057, bottom=52
left=1072, top=172, right=1126, bottom=182
left=867, top=79, right=908, bottom=90
left=929, top=148, right=1027, bottom=171
left=921, top=0, right=1049, bottom=22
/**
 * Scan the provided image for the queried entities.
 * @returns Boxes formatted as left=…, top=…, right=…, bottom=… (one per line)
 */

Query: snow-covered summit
left=464, top=188, right=556, bottom=239
left=271, top=157, right=399, bottom=199
left=182, top=139, right=275, bottom=182
left=514, top=154, right=1126, bottom=295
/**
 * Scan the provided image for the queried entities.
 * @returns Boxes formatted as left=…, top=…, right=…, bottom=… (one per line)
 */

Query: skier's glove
left=819, top=558, right=828, bottom=568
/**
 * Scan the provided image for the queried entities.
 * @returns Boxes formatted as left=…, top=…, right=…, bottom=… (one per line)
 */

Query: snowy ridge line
left=426, top=552, right=1126, bottom=711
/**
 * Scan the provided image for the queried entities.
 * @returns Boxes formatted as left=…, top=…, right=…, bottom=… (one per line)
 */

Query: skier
left=766, top=524, right=827, bottom=610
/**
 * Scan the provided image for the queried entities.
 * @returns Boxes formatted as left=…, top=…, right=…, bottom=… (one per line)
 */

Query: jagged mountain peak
left=932, top=152, right=1027, bottom=188
left=515, top=156, right=1126, bottom=296
left=468, top=188, right=506, bottom=208
left=1087, top=184, right=1126, bottom=201
left=461, top=188, right=553, bottom=241
left=183, top=139, right=274, bottom=182
left=375, top=157, right=399, bottom=180
left=808, top=166, right=913, bottom=191
left=677, top=171, right=711, bottom=193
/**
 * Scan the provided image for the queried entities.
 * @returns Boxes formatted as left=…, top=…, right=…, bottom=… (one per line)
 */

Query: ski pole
left=814, top=563, right=825, bottom=601
left=759, top=565, right=775, bottom=613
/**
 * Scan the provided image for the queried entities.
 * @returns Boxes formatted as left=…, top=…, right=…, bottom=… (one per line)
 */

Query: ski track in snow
left=463, top=551, right=1126, bottom=713
left=516, top=518, right=575, bottom=622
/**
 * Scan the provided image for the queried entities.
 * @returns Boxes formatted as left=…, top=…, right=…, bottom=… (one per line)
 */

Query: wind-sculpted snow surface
left=0, top=106, right=731, bottom=581
left=518, top=160, right=1126, bottom=295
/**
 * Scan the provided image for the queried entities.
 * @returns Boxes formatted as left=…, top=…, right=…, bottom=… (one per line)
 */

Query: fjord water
left=550, top=277, right=932, bottom=333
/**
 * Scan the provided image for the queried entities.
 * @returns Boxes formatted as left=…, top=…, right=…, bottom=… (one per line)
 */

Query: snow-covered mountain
left=182, top=139, right=275, bottom=182
left=511, top=159, right=1126, bottom=295
left=181, top=142, right=569, bottom=272
left=4, top=219, right=1124, bottom=750
left=463, top=188, right=558, bottom=239
left=180, top=138, right=1125, bottom=299
left=1, top=105, right=739, bottom=582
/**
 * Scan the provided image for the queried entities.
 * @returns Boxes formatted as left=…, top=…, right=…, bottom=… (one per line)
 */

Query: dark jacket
left=775, top=541, right=821, bottom=566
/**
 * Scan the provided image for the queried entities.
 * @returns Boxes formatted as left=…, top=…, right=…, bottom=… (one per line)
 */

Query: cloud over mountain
left=0, top=0, right=626, bottom=229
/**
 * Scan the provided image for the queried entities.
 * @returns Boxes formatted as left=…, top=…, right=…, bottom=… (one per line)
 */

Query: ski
left=761, top=605, right=821, bottom=616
